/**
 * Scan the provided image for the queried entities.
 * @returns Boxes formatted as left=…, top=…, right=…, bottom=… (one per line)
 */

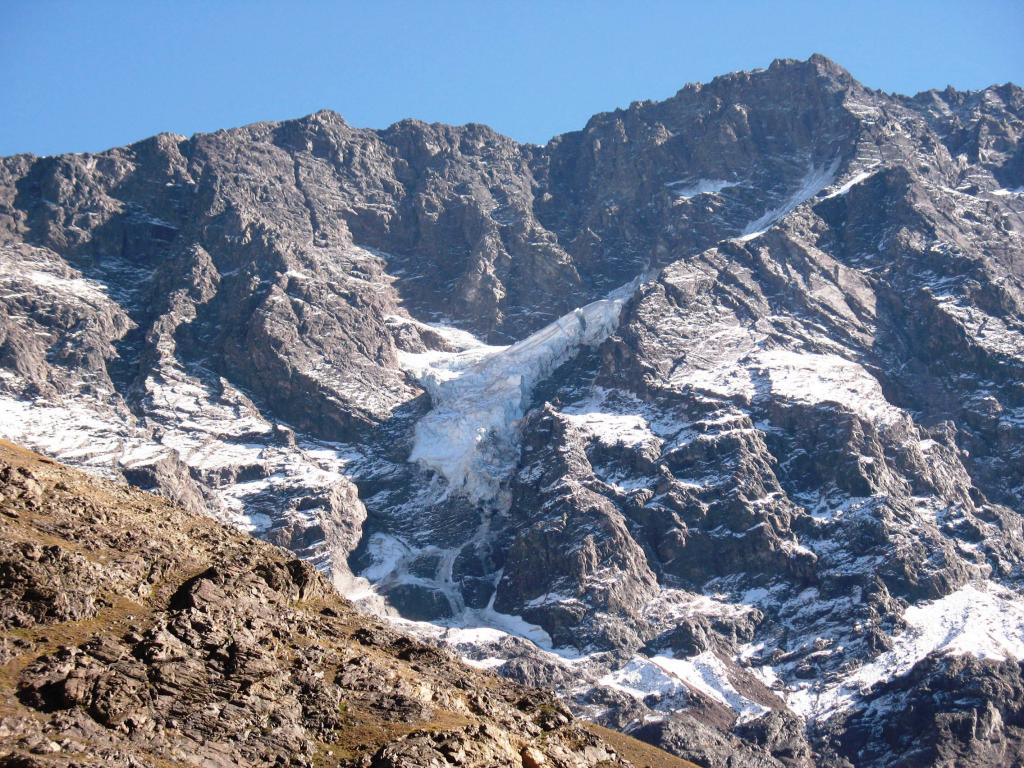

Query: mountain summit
left=1, top=56, right=1023, bottom=766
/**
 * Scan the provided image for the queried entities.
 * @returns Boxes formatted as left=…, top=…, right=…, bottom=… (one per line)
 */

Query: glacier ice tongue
left=404, top=278, right=640, bottom=504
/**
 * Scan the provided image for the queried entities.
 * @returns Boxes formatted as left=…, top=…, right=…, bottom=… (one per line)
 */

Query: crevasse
left=406, top=277, right=641, bottom=505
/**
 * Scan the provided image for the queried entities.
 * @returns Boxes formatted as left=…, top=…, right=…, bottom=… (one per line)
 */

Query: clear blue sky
left=2, top=0, right=1022, bottom=156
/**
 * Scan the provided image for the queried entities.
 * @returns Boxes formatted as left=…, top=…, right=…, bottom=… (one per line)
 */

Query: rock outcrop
left=0, top=439, right=697, bottom=767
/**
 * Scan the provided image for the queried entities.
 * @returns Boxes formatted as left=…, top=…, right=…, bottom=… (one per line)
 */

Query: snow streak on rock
left=737, top=158, right=840, bottom=240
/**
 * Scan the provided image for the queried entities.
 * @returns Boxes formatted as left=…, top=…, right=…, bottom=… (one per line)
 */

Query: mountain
left=0, top=438, right=692, bottom=767
left=1, top=53, right=1023, bottom=765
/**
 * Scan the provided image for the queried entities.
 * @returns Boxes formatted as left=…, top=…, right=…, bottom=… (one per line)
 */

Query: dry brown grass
left=584, top=722, right=701, bottom=768
left=313, top=706, right=478, bottom=766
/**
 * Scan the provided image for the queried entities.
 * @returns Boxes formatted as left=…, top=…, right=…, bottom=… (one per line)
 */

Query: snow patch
left=881, top=582, right=1024, bottom=669
left=651, top=652, right=770, bottom=721
left=361, top=533, right=413, bottom=582
left=670, top=346, right=903, bottom=430
left=789, top=582, right=1024, bottom=718
left=753, top=349, right=902, bottom=426
left=559, top=409, right=659, bottom=448
left=676, top=364, right=756, bottom=400
left=599, top=658, right=686, bottom=700
left=0, top=396, right=129, bottom=471
left=462, top=657, right=508, bottom=670
left=665, top=178, right=737, bottom=200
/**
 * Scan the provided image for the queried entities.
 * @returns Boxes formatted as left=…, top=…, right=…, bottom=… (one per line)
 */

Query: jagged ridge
left=0, top=55, right=1023, bottom=766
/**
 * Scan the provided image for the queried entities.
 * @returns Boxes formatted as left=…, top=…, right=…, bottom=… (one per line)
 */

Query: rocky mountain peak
left=1, top=56, right=1023, bottom=766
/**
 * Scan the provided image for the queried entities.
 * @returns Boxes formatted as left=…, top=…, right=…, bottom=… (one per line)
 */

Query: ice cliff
left=404, top=278, right=640, bottom=505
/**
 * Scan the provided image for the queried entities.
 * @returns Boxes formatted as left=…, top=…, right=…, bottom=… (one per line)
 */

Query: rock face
left=1, top=54, right=1024, bottom=766
left=818, top=654, right=1024, bottom=767
left=0, top=439, right=682, bottom=768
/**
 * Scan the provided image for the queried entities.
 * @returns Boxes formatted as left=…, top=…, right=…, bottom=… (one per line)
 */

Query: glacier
left=402, top=277, right=641, bottom=505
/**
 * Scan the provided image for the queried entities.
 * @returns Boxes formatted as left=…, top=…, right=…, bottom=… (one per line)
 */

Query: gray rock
left=1, top=54, right=1023, bottom=767
left=0, top=441, right=638, bottom=768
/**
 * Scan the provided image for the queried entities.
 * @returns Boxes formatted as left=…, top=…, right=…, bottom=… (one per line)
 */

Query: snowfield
left=788, top=581, right=1024, bottom=719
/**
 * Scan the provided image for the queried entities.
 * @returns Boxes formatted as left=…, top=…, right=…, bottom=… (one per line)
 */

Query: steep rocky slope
left=1, top=55, right=1023, bottom=765
left=0, top=439, right=693, bottom=767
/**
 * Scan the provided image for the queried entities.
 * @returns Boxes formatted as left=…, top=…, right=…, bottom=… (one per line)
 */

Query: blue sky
left=2, top=0, right=1022, bottom=156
